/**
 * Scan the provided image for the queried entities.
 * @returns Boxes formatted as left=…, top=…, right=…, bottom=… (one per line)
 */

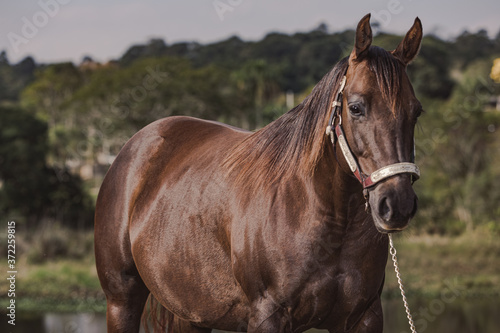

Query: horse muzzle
left=368, top=176, right=418, bottom=233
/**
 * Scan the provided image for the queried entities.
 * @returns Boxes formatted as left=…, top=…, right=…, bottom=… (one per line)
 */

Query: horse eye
left=349, top=105, right=363, bottom=116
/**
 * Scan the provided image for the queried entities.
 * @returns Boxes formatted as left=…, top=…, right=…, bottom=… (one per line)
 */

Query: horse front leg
left=247, top=297, right=293, bottom=333
left=103, top=272, right=150, bottom=333
left=339, top=298, right=384, bottom=333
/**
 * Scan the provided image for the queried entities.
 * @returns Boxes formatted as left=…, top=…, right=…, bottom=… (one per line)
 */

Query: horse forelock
left=366, top=46, right=408, bottom=116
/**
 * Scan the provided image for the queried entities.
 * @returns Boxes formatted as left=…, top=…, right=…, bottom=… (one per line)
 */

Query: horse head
left=331, top=14, right=423, bottom=232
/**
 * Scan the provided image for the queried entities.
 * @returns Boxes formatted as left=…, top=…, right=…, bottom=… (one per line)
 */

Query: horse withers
left=95, top=14, right=423, bottom=333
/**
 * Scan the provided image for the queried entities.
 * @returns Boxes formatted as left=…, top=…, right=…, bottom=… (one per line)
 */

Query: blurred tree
left=314, top=22, right=329, bottom=34
left=453, top=29, right=495, bottom=69
left=233, top=59, right=281, bottom=128
left=192, top=36, right=244, bottom=69
left=0, top=53, right=36, bottom=102
left=0, top=106, right=93, bottom=228
left=294, top=32, right=345, bottom=90
left=62, top=57, right=239, bottom=171
left=415, top=59, right=500, bottom=234
left=0, top=107, right=48, bottom=226
left=165, top=41, right=201, bottom=60
left=375, top=34, right=455, bottom=99
left=408, top=35, right=455, bottom=99
left=120, top=38, right=168, bottom=66
left=21, top=62, right=82, bottom=126
left=6, top=24, right=500, bottom=236
left=0, top=50, right=7, bottom=63
left=21, top=62, right=84, bottom=166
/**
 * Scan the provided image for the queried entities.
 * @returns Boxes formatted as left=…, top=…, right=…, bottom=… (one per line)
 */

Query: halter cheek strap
left=325, top=75, right=420, bottom=192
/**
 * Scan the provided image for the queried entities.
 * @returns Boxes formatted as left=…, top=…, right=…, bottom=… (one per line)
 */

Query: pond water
left=2, top=298, right=499, bottom=332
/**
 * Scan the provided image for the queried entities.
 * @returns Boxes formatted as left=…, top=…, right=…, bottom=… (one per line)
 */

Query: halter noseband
left=325, top=73, right=420, bottom=209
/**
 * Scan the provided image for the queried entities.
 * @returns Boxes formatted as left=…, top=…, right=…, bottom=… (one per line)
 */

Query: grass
left=0, top=226, right=105, bottom=314
left=0, top=255, right=106, bottom=313
left=1, top=227, right=499, bottom=313
left=383, top=227, right=500, bottom=299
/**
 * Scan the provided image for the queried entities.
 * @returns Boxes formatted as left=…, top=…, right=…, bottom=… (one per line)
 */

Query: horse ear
left=350, top=14, right=372, bottom=62
left=392, top=17, right=423, bottom=65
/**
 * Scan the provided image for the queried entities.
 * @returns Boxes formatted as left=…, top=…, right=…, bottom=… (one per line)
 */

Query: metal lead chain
left=388, top=234, right=417, bottom=333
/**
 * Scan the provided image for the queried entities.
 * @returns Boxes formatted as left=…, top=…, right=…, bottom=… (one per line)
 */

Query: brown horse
left=95, top=14, right=423, bottom=333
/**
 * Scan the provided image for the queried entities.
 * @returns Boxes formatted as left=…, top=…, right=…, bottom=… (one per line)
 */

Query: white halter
left=325, top=75, right=420, bottom=206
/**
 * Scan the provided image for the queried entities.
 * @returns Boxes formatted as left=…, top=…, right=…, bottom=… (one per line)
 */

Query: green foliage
left=0, top=106, right=94, bottom=228
left=1, top=25, right=500, bottom=234
left=414, top=59, right=500, bottom=234
left=21, top=62, right=83, bottom=123
left=117, top=29, right=356, bottom=93
left=0, top=52, right=36, bottom=102
left=120, top=38, right=168, bottom=66
left=25, top=224, right=95, bottom=264
left=453, top=30, right=497, bottom=69
left=408, top=36, right=455, bottom=99
left=65, top=57, right=241, bottom=162
left=384, top=231, right=500, bottom=298
left=232, top=59, right=282, bottom=127
left=0, top=106, right=49, bottom=222
left=374, top=34, right=455, bottom=99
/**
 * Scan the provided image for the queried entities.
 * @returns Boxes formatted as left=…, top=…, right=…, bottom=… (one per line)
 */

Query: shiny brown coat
left=95, top=14, right=423, bottom=333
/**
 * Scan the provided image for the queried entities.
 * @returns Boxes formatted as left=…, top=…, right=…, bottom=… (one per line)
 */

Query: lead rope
left=388, top=234, right=417, bottom=333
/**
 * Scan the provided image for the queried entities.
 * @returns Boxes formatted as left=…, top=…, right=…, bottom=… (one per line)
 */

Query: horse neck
left=313, top=143, right=376, bottom=237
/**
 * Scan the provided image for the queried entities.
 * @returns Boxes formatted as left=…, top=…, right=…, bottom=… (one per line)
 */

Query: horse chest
left=233, top=216, right=383, bottom=309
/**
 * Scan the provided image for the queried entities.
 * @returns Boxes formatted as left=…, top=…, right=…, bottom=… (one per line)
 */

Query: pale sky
left=1, top=0, right=499, bottom=64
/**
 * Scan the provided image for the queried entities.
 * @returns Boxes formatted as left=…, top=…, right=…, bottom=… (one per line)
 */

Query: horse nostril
left=378, top=197, right=392, bottom=222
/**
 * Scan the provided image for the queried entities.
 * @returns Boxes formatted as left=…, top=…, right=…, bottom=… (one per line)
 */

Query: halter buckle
left=325, top=76, right=347, bottom=136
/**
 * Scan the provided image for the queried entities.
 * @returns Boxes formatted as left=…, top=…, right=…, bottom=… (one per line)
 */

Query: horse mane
left=223, top=58, right=349, bottom=190
left=223, top=47, right=406, bottom=191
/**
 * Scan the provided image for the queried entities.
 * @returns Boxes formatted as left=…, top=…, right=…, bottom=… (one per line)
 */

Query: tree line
left=1, top=25, right=499, bottom=233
